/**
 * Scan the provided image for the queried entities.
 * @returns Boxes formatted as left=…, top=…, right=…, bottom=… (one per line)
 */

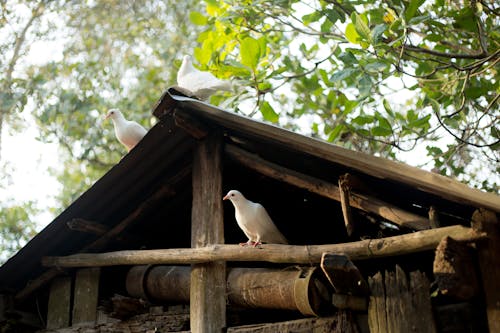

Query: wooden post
left=72, top=267, right=100, bottom=326
left=471, top=208, right=500, bottom=333
left=190, top=133, right=226, bottom=333
left=338, top=174, right=354, bottom=236
left=368, top=266, right=436, bottom=333
left=46, top=276, right=72, bottom=329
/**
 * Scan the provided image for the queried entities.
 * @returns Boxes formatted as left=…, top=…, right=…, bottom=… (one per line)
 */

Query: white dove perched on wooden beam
left=104, top=109, right=147, bottom=152
left=223, top=190, right=288, bottom=247
left=177, top=55, right=232, bottom=100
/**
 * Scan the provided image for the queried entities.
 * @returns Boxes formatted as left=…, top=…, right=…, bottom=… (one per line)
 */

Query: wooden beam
left=85, top=184, right=176, bottom=251
left=471, top=208, right=500, bottom=333
left=15, top=268, right=64, bottom=303
left=227, top=313, right=357, bottom=332
left=225, top=144, right=430, bottom=230
left=320, top=253, right=369, bottom=295
left=428, top=206, right=441, bottom=228
left=173, top=109, right=209, bottom=139
left=433, top=236, right=479, bottom=300
left=46, top=276, right=72, bottom=329
left=338, top=174, right=354, bottom=236
left=42, top=225, right=485, bottom=267
left=66, top=218, right=109, bottom=235
left=190, top=133, right=226, bottom=333
left=72, top=267, right=100, bottom=326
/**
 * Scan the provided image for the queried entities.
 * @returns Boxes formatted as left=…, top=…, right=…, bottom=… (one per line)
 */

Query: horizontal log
left=42, top=225, right=484, bottom=268
left=225, top=144, right=430, bottom=230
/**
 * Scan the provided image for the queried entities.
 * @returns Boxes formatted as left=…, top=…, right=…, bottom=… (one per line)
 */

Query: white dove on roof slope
left=223, top=190, right=288, bottom=247
left=177, top=55, right=232, bottom=100
left=105, top=109, right=147, bottom=152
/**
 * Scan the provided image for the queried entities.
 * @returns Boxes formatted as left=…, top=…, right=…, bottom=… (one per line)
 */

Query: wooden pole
left=190, top=133, right=226, bottom=333
left=225, top=144, right=430, bottom=230
left=338, top=174, right=354, bottom=236
left=471, top=208, right=500, bottom=333
left=42, top=225, right=484, bottom=267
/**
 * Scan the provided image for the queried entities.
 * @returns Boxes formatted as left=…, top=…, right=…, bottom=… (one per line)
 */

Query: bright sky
left=1, top=117, right=62, bottom=229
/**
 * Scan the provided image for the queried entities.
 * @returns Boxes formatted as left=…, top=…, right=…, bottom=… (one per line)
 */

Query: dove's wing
left=177, top=56, right=232, bottom=100
left=116, top=121, right=147, bottom=151
left=252, top=203, right=288, bottom=244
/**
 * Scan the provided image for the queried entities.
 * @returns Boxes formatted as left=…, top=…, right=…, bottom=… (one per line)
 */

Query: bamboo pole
left=42, top=225, right=484, bottom=268
left=225, top=144, right=430, bottom=230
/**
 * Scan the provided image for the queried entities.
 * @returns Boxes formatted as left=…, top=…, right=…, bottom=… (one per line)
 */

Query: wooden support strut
left=225, top=144, right=430, bottom=230
left=190, top=133, right=226, bottom=333
left=338, top=174, right=354, bottom=236
left=41, top=225, right=485, bottom=267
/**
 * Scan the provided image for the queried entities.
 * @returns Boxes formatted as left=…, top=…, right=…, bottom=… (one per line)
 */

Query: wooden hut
left=0, top=88, right=499, bottom=333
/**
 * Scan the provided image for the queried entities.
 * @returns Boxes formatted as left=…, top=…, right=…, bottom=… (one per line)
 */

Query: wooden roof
left=0, top=88, right=498, bottom=296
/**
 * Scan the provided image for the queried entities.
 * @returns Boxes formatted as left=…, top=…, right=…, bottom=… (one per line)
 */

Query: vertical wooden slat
left=190, top=133, right=226, bottom=333
left=472, top=208, right=500, bottom=333
left=72, top=267, right=100, bottom=326
left=46, top=276, right=72, bottom=329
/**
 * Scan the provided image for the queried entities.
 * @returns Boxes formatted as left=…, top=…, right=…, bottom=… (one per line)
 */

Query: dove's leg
left=239, top=240, right=255, bottom=247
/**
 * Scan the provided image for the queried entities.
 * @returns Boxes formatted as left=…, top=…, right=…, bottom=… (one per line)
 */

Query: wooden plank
left=66, top=218, right=109, bottom=235
left=72, top=267, right=100, bottom=326
left=368, top=266, right=436, bottom=333
left=368, top=271, right=386, bottom=332
left=190, top=133, right=226, bottom=333
left=471, top=208, right=500, bottom=333
left=225, top=144, right=430, bottom=230
left=42, top=225, right=485, bottom=267
left=320, top=253, right=369, bottom=295
left=155, top=93, right=500, bottom=212
left=228, top=312, right=357, bottom=333
left=433, top=236, right=479, bottom=300
left=46, top=276, right=72, bottom=329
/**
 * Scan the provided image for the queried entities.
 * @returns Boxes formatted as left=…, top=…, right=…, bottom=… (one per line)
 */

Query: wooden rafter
left=225, top=144, right=430, bottom=230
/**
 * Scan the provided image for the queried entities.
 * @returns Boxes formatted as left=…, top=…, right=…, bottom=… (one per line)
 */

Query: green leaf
left=364, top=61, right=388, bottom=73
left=240, top=37, right=261, bottom=70
left=345, top=23, right=360, bottom=44
left=382, top=99, right=394, bottom=116
left=352, top=115, right=374, bottom=125
left=189, top=11, right=208, bottom=25
left=371, top=24, right=387, bottom=43
left=353, top=13, right=371, bottom=41
left=405, top=0, right=425, bottom=21
left=302, top=11, right=322, bottom=25
left=327, top=124, right=344, bottom=141
left=330, top=68, right=359, bottom=82
left=260, top=101, right=279, bottom=123
left=371, top=126, right=392, bottom=136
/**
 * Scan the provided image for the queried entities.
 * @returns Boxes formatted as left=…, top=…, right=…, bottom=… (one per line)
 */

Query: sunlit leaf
left=260, top=101, right=279, bottom=123
left=240, top=37, right=260, bottom=70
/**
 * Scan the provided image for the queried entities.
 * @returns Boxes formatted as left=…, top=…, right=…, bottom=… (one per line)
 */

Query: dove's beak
left=223, top=195, right=229, bottom=200
left=104, top=113, right=110, bottom=120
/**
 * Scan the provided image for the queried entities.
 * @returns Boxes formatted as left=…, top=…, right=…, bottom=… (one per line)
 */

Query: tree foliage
left=190, top=0, right=499, bottom=191
left=0, top=0, right=203, bottom=261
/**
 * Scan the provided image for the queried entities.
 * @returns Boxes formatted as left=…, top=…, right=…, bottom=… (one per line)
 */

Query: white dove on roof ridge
left=176, top=55, right=232, bottom=101
left=105, top=109, right=147, bottom=152
left=223, top=189, right=288, bottom=247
